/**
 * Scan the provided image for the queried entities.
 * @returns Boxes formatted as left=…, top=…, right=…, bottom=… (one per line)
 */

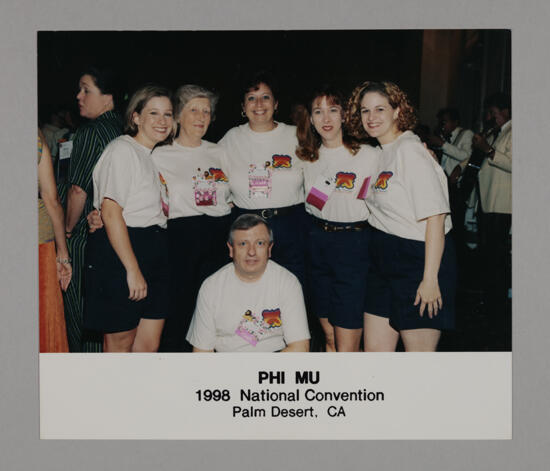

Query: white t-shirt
left=93, top=135, right=167, bottom=228
left=186, top=260, right=310, bottom=352
left=218, top=122, right=304, bottom=209
left=151, top=140, right=232, bottom=218
left=303, top=144, right=379, bottom=223
left=366, top=131, right=452, bottom=241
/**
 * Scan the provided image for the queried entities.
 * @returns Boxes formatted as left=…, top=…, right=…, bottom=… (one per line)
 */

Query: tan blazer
left=478, top=121, right=511, bottom=214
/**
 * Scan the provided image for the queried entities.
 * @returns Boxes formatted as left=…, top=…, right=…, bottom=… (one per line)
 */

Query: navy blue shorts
left=308, top=219, right=370, bottom=329
left=364, top=227, right=456, bottom=331
left=84, top=226, right=170, bottom=334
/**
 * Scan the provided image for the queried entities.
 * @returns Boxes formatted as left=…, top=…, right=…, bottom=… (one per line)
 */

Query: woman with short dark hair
left=218, top=70, right=308, bottom=286
left=64, top=65, right=123, bottom=352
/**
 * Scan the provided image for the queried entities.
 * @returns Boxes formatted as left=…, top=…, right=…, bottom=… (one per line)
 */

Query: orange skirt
left=39, top=241, right=69, bottom=353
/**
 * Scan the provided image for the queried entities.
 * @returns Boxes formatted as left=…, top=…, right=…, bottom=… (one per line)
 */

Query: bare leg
left=104, top=328, right=137, bottom=352
left=334, top=326, right=362, bottom=352
left=132, top=318, right=165, bottom=352
left=319, top=317, right=336, bottom=352
left=401, top=328, right=441, bottom=352
left=363, top=313, right=399, bottom=352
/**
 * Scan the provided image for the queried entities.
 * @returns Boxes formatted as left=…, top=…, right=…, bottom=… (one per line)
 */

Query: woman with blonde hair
left=84, top=85, right=175, bottom=352
left=346, top=81, right=456, bottom=352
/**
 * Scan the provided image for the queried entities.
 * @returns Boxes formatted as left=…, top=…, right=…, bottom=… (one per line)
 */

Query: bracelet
left=56, top=257, right=72, bottom=264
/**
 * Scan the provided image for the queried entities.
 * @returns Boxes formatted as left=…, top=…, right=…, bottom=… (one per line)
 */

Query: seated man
left=187, top=214, right=310, bottom=352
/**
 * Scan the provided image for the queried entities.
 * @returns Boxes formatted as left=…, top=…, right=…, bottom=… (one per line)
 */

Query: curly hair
left=295, top=86, right=360, bottom=162
left=345, top=81, right=417, bottom=141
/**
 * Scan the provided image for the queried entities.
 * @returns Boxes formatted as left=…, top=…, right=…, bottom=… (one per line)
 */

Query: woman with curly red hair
left=296, top=85, right=378, bottom=352
left=346, top=81, right=456, bottom=352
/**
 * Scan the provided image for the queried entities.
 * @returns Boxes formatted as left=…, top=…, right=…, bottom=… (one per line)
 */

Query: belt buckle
left=261, top=208, right=274, bottom=219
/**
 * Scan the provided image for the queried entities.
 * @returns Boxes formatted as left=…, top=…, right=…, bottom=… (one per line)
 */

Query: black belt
left=237, top=204, right=299, bottom=219
left=313, top=217, right=369, bottom=232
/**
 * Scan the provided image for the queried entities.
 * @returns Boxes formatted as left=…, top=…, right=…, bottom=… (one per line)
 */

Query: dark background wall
left=38, top=29, right=510, bottom=141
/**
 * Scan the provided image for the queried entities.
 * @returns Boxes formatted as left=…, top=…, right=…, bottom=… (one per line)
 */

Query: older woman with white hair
left=152, top=84, right=232, bottom=352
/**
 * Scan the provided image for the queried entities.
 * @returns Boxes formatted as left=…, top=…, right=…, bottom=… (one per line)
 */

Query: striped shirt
left=68, top=110, right=122, bottom=234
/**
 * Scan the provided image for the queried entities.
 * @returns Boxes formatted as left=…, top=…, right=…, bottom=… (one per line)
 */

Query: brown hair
left=124, top=84, right=176, bottom=141
left=345, top=81, right=417, bottom=141
left=296, top=86, right=360, bottom=162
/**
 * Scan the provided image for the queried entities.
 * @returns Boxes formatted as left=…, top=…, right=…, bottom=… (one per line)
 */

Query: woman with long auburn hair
left=296, top=85, right=378, bottom=352
left=346, top=81, right=456, bottom=352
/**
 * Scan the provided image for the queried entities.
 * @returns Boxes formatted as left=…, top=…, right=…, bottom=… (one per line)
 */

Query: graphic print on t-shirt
left=272, top=154, right=292, bottom=169
left=208, top=167, right=228, bottom=182
left=159, top=172, right=169, bottom=216
left=248, top=163, right=272, bottom=198
left=262, top=308, right=282, bottom=328
left=235, top=307, right=282, bottom=346
left=193, top=168, right=217, bottom=206
left=335, top=172, right=356, bottom=190
left=374, top=171, right=393, bottom=191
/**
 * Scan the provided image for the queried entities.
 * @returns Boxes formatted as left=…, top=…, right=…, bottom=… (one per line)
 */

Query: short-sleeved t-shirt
left=366, top=131, right=452, bottom=241
left=186, top=260, right=310, bottom=352
left=92, top=135, right=167, bottom=229
left=151, top=140, right=231, bottom=218
left=218, top=122, right=304, bottom=209
left=67, top=110, right=122, bottom=234
left=303, top=144, right=379, bottom=223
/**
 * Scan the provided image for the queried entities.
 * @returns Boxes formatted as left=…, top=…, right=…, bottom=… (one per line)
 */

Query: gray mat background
left=1, top=0, right=547, bottom=469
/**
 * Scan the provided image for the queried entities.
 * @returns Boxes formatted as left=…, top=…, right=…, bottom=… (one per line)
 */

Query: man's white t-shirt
left=152, top=140, right=232, bottom=218
left=303, top=144, right=379, bottom=223
left=367, top=131, right=452, bottom=241
left=186, top=260, right=310, bottom=352
left=93, top=135, right=167, bottom=228
left=218, top=122, right=304, bottom=209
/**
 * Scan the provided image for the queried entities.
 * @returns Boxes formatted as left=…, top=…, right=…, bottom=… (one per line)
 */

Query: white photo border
left=1, top=0, right=548, bottom=469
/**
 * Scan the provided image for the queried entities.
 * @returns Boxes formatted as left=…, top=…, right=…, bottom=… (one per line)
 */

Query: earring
left=241, top=110, right=246, bottom=118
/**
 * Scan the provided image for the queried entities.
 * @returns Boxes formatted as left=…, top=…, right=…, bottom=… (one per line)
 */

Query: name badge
left=58, top=140, right=73, bottom=160
left=356, top=176, right=372, bottom=200
left=235, top=310, right=266, bottom=346
left=306, top=174, right=336, bottom=210
left=248, top=163, right=272, bottom=198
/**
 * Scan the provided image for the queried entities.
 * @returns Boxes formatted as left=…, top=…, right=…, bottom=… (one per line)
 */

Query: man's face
left=438, top=113, right=458, bottom=136
left=489, top=106, right=510, bottom=128
left=228, top=224, right=273, bottom=282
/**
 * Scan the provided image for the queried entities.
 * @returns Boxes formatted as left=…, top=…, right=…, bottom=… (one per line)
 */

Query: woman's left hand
left=414, top=279, right=442, bottom=318
left=56, top=260, right=72, bottom=291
